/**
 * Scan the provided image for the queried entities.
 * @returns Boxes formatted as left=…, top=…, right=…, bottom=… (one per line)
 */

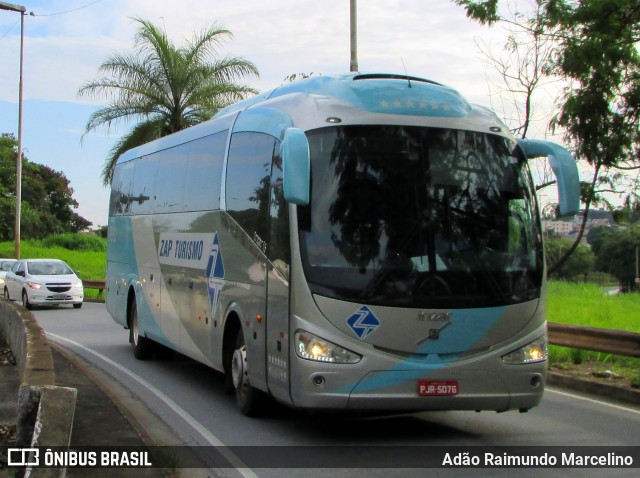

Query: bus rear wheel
left=231, top=329, right=267, bottom=416
left=129, top=299, right=153, bottom=360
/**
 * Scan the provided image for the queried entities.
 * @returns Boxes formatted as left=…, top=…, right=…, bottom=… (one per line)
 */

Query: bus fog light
left=502, top=336, right=548, bottom=365
left=295, top=330, right=361, bottom=364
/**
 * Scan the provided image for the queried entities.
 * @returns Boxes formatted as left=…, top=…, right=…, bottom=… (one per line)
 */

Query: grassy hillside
left=0, top=234, right=106, bottom=287
left=547, top=281, right=640, bottom=332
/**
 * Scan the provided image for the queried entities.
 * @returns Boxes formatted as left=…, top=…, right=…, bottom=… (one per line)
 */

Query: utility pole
left=0, top=1, right=26, bottom=259
left=350, top=0, right=358, bottom=72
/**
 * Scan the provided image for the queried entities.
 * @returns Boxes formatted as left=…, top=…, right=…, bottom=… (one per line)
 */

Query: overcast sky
left=0, top=0, right=559, bottom=227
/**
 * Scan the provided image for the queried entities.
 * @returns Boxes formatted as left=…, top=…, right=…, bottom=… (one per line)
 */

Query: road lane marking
left=547, top=387, right=640, bottom=415
left=48, top=333, right=258, bottom=478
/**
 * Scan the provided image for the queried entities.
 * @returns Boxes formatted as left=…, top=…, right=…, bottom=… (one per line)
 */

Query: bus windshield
left=298, top=125, right=543, bottom=308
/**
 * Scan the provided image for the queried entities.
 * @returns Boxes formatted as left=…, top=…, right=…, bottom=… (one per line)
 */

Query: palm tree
left=79, top=17, right=259, bottom=185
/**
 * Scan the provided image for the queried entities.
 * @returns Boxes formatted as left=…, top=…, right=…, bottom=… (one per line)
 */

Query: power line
left=34, top=0, right=104, bottom=17
left=0, top=17, right=19, bottom=40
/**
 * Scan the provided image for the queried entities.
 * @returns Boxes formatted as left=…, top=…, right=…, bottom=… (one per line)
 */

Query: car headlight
left=295, top=330, right=361, bottom=364
left=26, top=281, right=43, bottom=290
left=502, top=336, right=548, bottom=365
left=71, top=281, right=83, bottom=289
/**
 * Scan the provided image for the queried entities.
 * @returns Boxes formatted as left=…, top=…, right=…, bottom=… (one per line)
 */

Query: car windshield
left=1, top=261, right=16, bottom=271
left=27, top=262, right=74, bottom=276
left=298, top=125, right=543, bottom=308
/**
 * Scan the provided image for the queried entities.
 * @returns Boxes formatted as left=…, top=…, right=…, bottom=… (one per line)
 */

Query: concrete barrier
left=0, top=300, right=77, bottom=477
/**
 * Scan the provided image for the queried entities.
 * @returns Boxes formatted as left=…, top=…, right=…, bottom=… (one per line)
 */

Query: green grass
left=0, top=235, right=106, bottom=298
left=0, top=241, right=106, bottom=280
left=546, top=280, right=640, bottom=374
left=547, top=281, right=640, bottom=332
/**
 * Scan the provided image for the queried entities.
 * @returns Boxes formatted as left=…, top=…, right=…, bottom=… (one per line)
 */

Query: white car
left=0, top=258, right=17, bottom=291
left=4, top=259, right=84, bottom=309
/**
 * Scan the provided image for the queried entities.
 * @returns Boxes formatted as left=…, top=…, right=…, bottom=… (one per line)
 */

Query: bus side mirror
left=281, top=127, right=310, bottom=206
left=517, top=139, right=580, bottom=216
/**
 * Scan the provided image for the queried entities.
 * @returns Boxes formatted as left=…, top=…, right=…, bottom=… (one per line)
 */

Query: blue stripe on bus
left=334, top=306, right=505, bottom=394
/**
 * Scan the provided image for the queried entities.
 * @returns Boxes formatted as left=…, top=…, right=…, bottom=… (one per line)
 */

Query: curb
left=547, top=371, right=640, bottom=407
left=50, top=343, right=212, bottom=475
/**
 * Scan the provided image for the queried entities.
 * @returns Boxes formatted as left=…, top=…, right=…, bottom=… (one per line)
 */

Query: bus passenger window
left=155, top=144, right=188, bottom=213
left=226, top=132, right=275, bottom=245
left=183, top=131, right=227, bottom=212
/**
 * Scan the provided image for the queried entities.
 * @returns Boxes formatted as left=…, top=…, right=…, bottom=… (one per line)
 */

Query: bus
left=106, top=73, right=579, bottom=416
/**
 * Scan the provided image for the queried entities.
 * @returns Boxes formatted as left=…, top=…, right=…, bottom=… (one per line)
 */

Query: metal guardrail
left=548, top=322, right=640, bottom=358
left=82, top=279, right=105, bottom=298
left=81, top=280, right=639, bottom=358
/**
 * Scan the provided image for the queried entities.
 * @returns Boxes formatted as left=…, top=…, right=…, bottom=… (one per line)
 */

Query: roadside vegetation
left=0, top=233, right=106, bottom=298
left=547, top=281, right=640, bottom=388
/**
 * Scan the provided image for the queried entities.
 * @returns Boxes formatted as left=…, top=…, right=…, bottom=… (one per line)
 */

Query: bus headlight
left=502, top=336, right=548, bottom=365
left=295, top=330, right=361, bottom=364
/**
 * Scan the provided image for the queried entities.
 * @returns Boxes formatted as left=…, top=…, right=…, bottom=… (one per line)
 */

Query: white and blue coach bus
left=106, top=73, right=579, bottom=416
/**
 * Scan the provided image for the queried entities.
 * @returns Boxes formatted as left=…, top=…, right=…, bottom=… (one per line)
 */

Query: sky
left=0, top=0, right=562, bottom=228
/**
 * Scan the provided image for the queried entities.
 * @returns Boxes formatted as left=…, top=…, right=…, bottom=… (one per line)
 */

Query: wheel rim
left=131, top=309, right=139, bottom=345
left=231, top=345, right=248, bottom=392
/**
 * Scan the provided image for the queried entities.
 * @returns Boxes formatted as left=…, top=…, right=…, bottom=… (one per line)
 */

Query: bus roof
left=117, top=72, right=509, bottom=165
left=215, top=72, right=473, bottom=119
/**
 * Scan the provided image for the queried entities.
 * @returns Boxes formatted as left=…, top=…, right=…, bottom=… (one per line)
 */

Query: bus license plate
left=418, top=380, right=459, bottom=396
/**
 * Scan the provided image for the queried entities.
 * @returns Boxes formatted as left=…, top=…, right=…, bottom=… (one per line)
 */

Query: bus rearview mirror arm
left=517, top=139, right=580, bottom=217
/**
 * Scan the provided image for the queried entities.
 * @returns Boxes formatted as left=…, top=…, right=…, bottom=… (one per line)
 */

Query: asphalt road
left=28, top=302, right=640, bottom=478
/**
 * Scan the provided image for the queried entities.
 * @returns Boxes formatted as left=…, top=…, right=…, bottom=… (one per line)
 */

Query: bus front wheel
left=231, top=329, right=267, bottom=417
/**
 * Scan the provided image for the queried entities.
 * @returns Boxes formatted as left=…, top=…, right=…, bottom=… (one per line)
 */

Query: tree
left=455, top=0, right=640, bottom=275
left=0, top=134, right=91, bottom=240
left=590, top=225, right=640, bottom=291
left=79, top=18, right=259, bottom=185
left=544, top=235, right=595, bottom=281
left=474, top=2, right=556, bottom=140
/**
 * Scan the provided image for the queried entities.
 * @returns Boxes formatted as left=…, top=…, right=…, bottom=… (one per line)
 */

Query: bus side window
left=226, top=132, right=275, bottom=247
left=183, top=131, right=227, bottom=212
left=114, top=161, right=135, bottom=215
left=109, top=163, right=125, bottom=216
left=155, top=144, right=188, bottom=213
left=269, top=146, right=290, bottom=279
left=130, top=154, right=157, bottom=215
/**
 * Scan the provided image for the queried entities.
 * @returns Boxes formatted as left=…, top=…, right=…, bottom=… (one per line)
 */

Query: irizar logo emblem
left=206, top=233, right=225, bottom=318
left=347, top=306, right=380, bottom=339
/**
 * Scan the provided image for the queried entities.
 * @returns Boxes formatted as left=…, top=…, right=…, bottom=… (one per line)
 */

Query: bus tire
left=231, top=329, right=267, bottom=417
left=129, top=299, right=153, bottom=360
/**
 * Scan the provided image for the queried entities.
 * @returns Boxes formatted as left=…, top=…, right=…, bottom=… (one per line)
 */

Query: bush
left=39, top=233, right=106, bottom=252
